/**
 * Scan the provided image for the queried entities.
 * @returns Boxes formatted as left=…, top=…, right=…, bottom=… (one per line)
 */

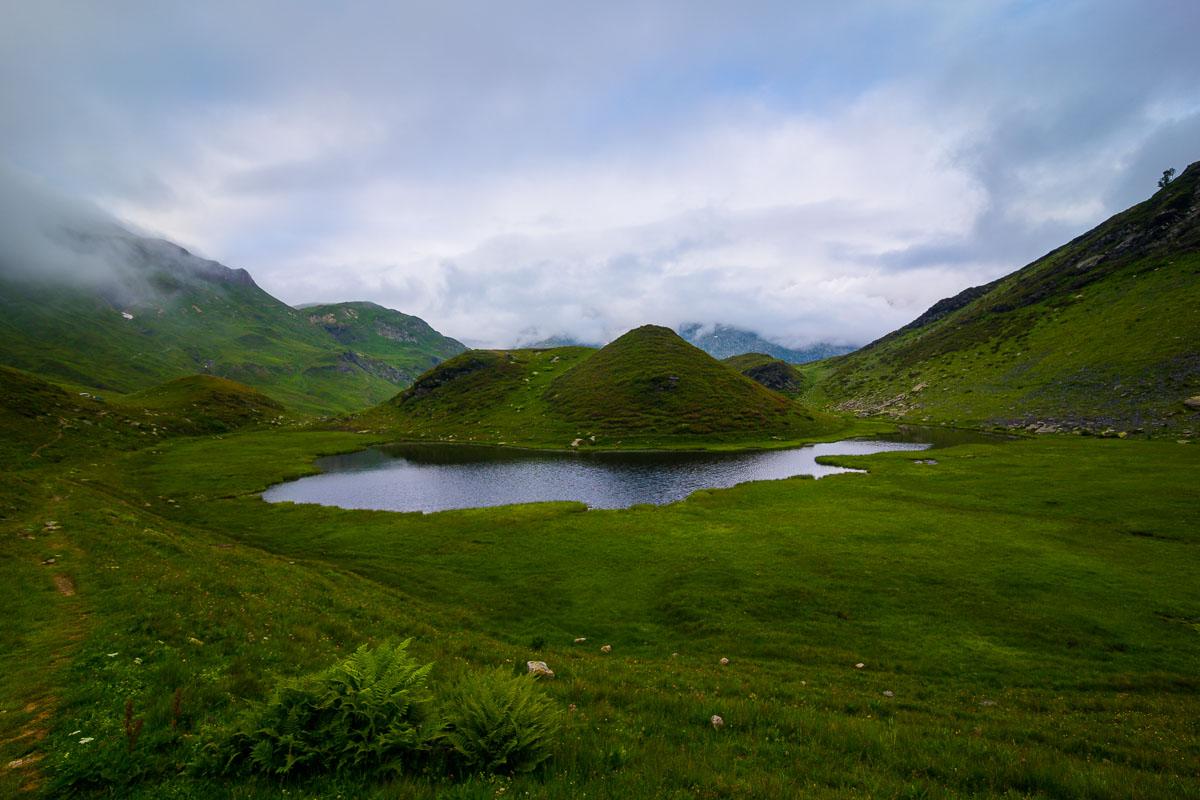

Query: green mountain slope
left=372, top=326, right=845, bottom=446
left=723, top=352, right=805, bottom=395
left=0, top=231, right=461, bottom=414
left=808, top=160, right=1200, bottom=435
left=300, top=301, right=465, bottom=384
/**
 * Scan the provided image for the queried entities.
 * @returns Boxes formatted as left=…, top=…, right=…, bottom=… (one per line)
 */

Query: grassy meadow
left=2, top=416, right=1198, bottom=797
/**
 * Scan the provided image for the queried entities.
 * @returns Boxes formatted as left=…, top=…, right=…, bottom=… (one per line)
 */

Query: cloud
left=1, top=1, right=1198, bottom=347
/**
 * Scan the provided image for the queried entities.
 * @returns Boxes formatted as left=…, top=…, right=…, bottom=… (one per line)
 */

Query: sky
left=2, top=1, right=1198, bottom=348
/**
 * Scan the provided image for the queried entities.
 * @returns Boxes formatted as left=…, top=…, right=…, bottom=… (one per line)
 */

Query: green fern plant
left=438, top=669, right=561, bottom=775
left=217, top=640, right=436, bottom=777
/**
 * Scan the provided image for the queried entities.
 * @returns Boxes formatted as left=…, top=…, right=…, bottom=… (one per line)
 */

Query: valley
left=1, top=159, right=1197, bottom=798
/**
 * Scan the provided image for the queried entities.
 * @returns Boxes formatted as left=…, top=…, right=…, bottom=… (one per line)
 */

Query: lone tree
left=1158, top=168, right=1176, bottom=189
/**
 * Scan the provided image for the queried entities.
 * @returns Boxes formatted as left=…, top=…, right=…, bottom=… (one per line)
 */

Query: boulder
left=526, top=660, right=555, bottom=678
left=1184, top=396, right=1200, bottom=410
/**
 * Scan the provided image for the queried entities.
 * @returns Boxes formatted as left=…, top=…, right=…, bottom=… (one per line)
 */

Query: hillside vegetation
left=0, top=232, right=462, bottom=414
left=370, top=326, right=845, bottom=447
left=808, top=161, right=1200, bottom=436
left=0, top=367, right=286, bottom=469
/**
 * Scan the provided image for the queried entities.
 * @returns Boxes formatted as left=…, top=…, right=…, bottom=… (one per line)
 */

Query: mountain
left=809, top=160, right=1200, bottom=434
left=723, top=353, right=805, bottom=396
left=679, top=323, right=856, bottom=363
left=547, top=326, right=837, bottom=438
left=373, top=326, right=843, bottom=446
left=0, top=223, right=462, bottom=414
left=299, top=301, right=465, bottom=385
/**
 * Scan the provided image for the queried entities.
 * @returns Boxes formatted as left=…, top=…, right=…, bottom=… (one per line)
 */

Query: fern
left=215, top=640, right=436, bottom=778
left=438, top=669, right=561, bottom=775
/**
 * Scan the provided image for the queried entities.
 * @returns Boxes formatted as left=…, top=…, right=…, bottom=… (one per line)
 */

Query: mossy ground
left=2, top=400, right=1198, bottom=797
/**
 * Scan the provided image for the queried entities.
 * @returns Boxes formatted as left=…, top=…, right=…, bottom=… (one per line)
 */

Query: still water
left=262, top=427, right=996, bottom=513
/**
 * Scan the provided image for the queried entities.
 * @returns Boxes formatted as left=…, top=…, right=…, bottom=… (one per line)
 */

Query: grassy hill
left=0, top=232, right=462, bottom=415
left=0, top=366, right=287, bottom=469
left=546, top=326, right=836, bottom=439
left=370, top=326, right=846, bottom=447
left=808, top=161, right=1200, bottom=435
left=723, top=352, right=805, bottom=396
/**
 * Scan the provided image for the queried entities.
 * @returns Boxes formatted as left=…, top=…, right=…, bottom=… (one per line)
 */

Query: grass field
left=2, top=415, right=1197, bottom=797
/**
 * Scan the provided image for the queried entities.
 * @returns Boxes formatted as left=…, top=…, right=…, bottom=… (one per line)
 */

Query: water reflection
left=262, top=430, right=989, bottom=513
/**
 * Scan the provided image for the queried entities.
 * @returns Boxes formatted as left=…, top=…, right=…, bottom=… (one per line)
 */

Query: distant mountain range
left=677, top=324, right=857, bottom=363
left=521, top=325, right=857, bottom=363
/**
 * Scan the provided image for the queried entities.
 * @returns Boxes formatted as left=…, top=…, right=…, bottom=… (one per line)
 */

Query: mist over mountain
left=678, top=323, right=857, bottom=363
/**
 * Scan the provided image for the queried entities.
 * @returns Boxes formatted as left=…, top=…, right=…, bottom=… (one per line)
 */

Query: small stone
left=526, top=660, right=555, bottom=678
left=573, top=637, right=587, bottom=644
left=854, top=662, right=865, bottom=669
left=719, top=657, right=730, bottom=666
left=600, top=644, right=612, bottom=654
left=710, top=714, right=724, bottom=729
left=882, top=690, right=894, bottom=698
left=1183, top=396, right=1200, bottom=410
left=187, top=637, right=204, bottom=646
left=980, top=699, right=997, bottom=707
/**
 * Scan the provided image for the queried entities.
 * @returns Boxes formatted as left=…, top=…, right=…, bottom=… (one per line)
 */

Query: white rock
left=854, top=662, right=865, bottom=669
left=526, top=660, right=555, bottom=678
left=573, top=637, right=587, bottom=644
left=719, top=657, right=730, bottom=666
left=600, top=644, right=612, bottom=653
left=710, top=714, right=724, bottom=729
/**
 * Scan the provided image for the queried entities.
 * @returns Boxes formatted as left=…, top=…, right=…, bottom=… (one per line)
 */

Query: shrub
left=210, top=640, right=436, bottom=778
left=438, top=669, right=560, bottom=775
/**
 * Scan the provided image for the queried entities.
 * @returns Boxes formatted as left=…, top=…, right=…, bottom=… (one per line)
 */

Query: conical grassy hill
left=546, top=325, right=831, bottom=437
left=368, top=326, right=845, bottom=447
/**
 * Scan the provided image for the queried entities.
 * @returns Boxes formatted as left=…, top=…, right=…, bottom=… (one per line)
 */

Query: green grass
left=367, top=327, right=847, bottom=449
left=1, top=399, right=1197, bottom=796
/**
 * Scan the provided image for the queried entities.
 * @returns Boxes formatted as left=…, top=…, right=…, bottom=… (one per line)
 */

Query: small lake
left=262, top=427, right=998, bottom=513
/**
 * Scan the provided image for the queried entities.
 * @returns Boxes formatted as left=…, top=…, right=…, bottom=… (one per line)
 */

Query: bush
left=438, top=669, right=560, bottom=775
left=209, top=640, right=436, bottom=778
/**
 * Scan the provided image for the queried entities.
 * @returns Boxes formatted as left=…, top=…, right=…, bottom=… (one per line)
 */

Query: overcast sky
left=2, top=1, right=1198, bottom=347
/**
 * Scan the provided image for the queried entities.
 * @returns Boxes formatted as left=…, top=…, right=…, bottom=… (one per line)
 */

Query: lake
left=262, top=427, right=998, bottom=513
